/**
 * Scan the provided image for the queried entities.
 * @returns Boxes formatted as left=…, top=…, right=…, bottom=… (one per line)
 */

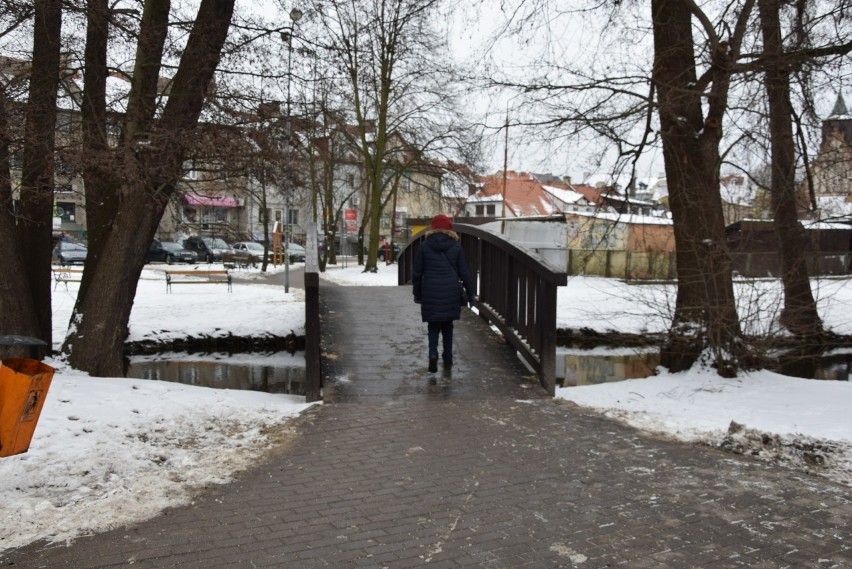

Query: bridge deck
left=320, top=284, right=547, bottom=402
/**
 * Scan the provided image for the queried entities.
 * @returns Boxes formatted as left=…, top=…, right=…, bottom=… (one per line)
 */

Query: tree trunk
left=64, top=180, right=169, bottom=375
left=758, top=0, right=823, bottom=338
left=16, top=0, right=62, bottom=347
left=652, top=0, right=742, bottom=375
left=80, top=0, right=118, bottom=273
left=0, top=84, right=41, bottom=346
left=365, top=171, right=382, bottom=272
left=64, top=0, right=236, bottom=376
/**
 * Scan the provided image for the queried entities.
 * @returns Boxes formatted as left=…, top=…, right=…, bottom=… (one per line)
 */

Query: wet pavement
left=319, top=285, right=546, bottom=402
left=3, top=281, right=851, bottom=568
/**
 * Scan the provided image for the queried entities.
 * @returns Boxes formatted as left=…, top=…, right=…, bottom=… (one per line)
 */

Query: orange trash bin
left=0, top=358, right=55, bottom=458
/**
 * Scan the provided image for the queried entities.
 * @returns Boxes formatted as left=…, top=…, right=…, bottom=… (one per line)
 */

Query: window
left=486, top=204, right=496, bottom=216
left=287, top=208, right=299, bottom=226
left=259, top=208, right=269, bottom=223
left=275, top=210, right=283, bottom=222
left=55, top=202, right=76, bottom=222
left=475, top=204, right=484, bottom=216
left=182, top=161, right=198, bottom=180
left=347, top=173, right=356, bottom=187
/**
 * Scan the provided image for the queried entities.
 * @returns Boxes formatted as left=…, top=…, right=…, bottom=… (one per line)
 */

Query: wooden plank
left=165, top=270, right=232, bottom=293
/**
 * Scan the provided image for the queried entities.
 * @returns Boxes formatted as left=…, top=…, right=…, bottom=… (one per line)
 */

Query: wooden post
left=272, top=221, right=284, bottom=267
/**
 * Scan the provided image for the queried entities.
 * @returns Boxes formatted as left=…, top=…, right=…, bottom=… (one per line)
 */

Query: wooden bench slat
left=165, top=269, right=232, bottom=293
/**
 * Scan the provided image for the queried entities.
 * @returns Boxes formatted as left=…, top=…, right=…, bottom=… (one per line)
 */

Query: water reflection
left=776, top=351, right=852, bottom=381
left=557, top=347, right=851, bottom=386
left=126, top=352, right=306, bottom=395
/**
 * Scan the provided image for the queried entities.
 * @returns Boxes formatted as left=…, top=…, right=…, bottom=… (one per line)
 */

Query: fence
left=567, top=249, right=677, bottom=281
left=399, top=224, right=567, bottom=395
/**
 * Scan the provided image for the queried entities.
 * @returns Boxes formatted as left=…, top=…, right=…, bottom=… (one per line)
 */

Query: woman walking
left=412, top=214, right=476, bottom=372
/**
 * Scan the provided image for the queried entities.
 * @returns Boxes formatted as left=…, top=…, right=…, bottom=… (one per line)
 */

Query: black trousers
left=427, top=321, right=453, bottom=361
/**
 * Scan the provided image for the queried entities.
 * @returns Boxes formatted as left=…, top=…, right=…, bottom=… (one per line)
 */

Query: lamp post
left=281, top=7, right=302, bottom=293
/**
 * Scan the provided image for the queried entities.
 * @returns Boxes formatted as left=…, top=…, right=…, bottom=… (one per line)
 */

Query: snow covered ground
left=1, top=260, right=850, bottom=554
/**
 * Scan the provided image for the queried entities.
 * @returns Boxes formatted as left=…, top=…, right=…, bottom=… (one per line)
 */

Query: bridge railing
left=304, top=222, right=321, bottom=402
left=398, top=223, right=567, bottom=395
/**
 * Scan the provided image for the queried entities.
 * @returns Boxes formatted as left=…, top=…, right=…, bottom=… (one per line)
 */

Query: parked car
left=286, top=243, right=306, bottom=263
left=147, top=239, right=198, bottom=264
left=225, top=241, right=269, bottom=266
left=183, top=236, right=232, bottom=262
left=378, top=242, right=401, bottom=261
left=52, top=240, right=87, bottom=265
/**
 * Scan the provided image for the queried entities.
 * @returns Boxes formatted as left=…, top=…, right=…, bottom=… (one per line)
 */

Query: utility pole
left=501, top=109, right=509, bottom=235
left=281, top=6, right=303, bottom=293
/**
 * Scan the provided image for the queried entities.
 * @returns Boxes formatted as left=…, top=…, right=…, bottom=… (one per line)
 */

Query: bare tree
left=313, top=0, right=473, bottom=272
left=0, top=80, right=40, bottom=349
left=0, top=0, right=62, bottom=349
left=478, top=0, right=748, bottom=372
left=477, top=0, right=852, bottom=372
left=756, top=0, right=823, bottom=338
left=651, top=0, right=757, bottom=374
left=61, top=0, right=237, bottom=376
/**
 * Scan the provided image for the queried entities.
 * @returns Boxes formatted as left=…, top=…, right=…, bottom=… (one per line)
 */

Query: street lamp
left=280, top=7, right=302, bottom=293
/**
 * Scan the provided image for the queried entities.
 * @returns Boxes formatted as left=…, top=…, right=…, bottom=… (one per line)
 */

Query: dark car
left=147, top=239, right=198, bottom=264
left=52, top=241, right=87, bottom=265
left=368, top=242, right=401, bottom=261
left=183, top=236, right=232, bottom=262
left=286, top=243, right=306, bottom=263
left=378, top=242, right=401, bottom=262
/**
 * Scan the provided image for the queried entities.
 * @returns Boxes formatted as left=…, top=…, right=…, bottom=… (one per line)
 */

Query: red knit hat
left=430, top=214, right=453, bottom=231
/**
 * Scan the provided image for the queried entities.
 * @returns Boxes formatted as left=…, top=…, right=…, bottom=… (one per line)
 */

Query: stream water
left=556, top=347, right=851, bottom=387
left=125, top=347, right=849, bottom=394
left=125, top=351, right=306, bottom=395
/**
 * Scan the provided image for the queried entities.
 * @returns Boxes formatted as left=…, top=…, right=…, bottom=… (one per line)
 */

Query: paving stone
left=2, top=284, right=851, bottom=568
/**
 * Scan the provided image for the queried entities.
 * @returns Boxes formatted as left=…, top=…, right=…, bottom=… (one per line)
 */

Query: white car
left=231, top=241, right=269, bottom=264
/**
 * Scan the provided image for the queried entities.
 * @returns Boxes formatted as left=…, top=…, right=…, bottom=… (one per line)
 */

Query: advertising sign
left=344, top=209, right=358, bottom=233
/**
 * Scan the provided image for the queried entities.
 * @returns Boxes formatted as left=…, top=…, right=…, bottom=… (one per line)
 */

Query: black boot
left=428, top=357, right=438, bottom=373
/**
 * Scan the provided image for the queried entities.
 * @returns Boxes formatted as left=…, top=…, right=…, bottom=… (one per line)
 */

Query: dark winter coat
left=412, top=229, right=475, bottom=323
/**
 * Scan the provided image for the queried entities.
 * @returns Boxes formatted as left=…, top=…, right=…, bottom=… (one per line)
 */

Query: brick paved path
left=3, top=284, right=851, bottom=568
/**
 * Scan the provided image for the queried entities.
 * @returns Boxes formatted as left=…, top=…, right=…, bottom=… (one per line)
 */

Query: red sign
left=344, top=209, right=357, bottom=233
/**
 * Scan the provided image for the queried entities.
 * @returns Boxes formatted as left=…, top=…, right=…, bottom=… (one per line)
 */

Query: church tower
left=809, top=92, right=852, bottom=220
left=821, top=93, right=852, bottom=147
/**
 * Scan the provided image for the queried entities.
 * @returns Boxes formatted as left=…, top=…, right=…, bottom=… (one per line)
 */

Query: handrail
left=303, top=222, right=321, bottom=402
left=398, top=223, right=567, bottom=395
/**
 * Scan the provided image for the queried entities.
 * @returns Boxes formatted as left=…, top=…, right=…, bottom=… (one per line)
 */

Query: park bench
left=52, top=267, right=84, bottom=290
left=165, top=269, right=232, bottom=293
